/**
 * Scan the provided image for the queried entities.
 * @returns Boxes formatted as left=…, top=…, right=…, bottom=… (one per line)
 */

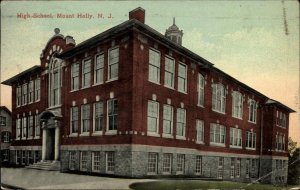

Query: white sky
left=1, top=1, right=299, bottom=144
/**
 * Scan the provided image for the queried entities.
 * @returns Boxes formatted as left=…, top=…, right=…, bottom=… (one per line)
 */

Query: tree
left=287, top=147, right=300, bottom=185
left=288, top=137, right=298, bottom=156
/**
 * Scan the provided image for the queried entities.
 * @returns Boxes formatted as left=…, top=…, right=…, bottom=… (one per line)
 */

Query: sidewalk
left=1, top=168, right=156, bottom=189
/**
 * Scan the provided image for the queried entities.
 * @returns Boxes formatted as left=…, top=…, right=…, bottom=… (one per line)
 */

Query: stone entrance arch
left=39, top=110, right=61, bottom=162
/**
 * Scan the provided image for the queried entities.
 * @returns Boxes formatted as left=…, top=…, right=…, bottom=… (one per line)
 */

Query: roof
left=265, top=99, right=296, bottom=113
left=1, top=65, right=43, bottom=86
left=0, top=106, right=11, bottom=115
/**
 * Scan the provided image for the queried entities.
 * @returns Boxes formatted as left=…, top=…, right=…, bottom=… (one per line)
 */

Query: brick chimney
left=129, top=7, right=145, bottom=23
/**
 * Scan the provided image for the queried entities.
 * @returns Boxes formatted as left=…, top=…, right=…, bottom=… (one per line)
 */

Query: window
left=82, top=59, right=91, bottom=87
left=276, top=134, right=285, bottom=151
left=69, top=151, right=76, bottom=170
left=0, top=116, right=6, bottom=126
left=163, top=104, right=173, bottom=136
left=147, top=101, right=159, bottom=134
left=17, top=86, right=22, bottom=106
left=22, top=150, right=26, bottom=165
left=35, top=115, right=40, bottom=137
left=198, top=74, right=205, bottom=106
left=51, top=64, right=60, bottom=106
left=92, top=151, right=101, bottom=172
left=230, top=127, right=242, bottom=148
left=246, top=159, right=250, bottom=178
left=232, top=91, right=243, bottom=119
left=71, top=62, right=79, bottom=90
left=28, top=116, right=33, bottom=138
left=16, top=150, right=21, bottom=165
left=34, top=151, right=39, bottom=163
left=107, top=99, right=118, bottom=131
left=80, top=151, right=88, bottom=171
left=246, top=131, right=256, bottom=149
left=195, top=156, right=202, bottom=175
left=176, top=108, right=186, bottom=138
left=162, top=153, right=172, bottom=174
left=70, top=107, right=78, bottom=134
left=106, top=152, right=115, bottom=173
left=2, top=149, right=9, bottom=161
left=251, top=159, right=258, bottom=178
left=81, top=104, right=90, bottom=134
left=148, top=49, right=160, bottom=83
left=22, top=117, right=27, bottom=139
left=248, top=99, right=257, bottom=123
left=212, top=83, right=226, bottom=113
left=2, top=131, right=10, bottom=142
left=196, top=120, right=204, bottom=143
left=22, top=83, right=28, bottom=105
left=164, top=56, right=175, bottom=88
left=210, top=123, right=225, bottom=146
left=230, top=158, right=235, bottom=178
left=35, top=78, right=40, bottom=101
left=148, top=152, right=158, bottom=174
left=277, top=111, right=287, bottom=128
left=218, top=157, right=224, bottom=179
left=95, top=53, right=104, bottom=84
left=108, top=47, right=119, bottom=80
left=94, top=102, right=103, bottom=133
left=176, top=154, right=185, bottom=174
left=16, top=118, right=21, bottom=139
left=28, top=151, right=33, bottom=164
left=235, top=158, right=241, bottom=178
left=28, top=81, right=34, bottom=103
left=178, top=63, right=187, bottom=92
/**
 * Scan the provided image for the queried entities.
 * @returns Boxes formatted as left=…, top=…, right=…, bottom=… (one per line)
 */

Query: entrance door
left=46, top=128, right=55, bottom=160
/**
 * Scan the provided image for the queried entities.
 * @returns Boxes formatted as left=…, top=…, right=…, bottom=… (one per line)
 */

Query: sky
left=1, top=1, right=299, bottom=144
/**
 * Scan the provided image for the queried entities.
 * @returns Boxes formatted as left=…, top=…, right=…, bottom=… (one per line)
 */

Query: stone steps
left=26, top=161, right=61, bottom=171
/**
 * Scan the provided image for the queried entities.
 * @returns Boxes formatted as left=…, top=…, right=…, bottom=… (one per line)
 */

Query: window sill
left=176, top=135, right=186, bottom=140
left=106, top=78, right=118, bottom=83
left=35, top=99, right=40, bottom=103
left=176, top=172, right=184, bottom=175
left=232, top=116, right=243, bottom=120
left=147, top=172, right=157, bottom=175
left=230, top=145, right=242, bottom=149
left=178, top=90, right=187, bottom=95
left=162, top=172, right=171, bottom=175
left=106, top=171, right=115, bottom=174
left=197, top=104, right=204, bottom=108
left=210, top=142, right=225, bottom=147
left=147, top=132, right=160, bottom=137
left=92, top=132, right=103, bottom=136
left=48, top=105, right=62, bottom=109
left=162, top=133, right=174, bottom=138
left=69, top=133, right=78, bottom=137
left=248, top=120, right=257, bottom=124
left=212, top=109, right=226, bottom=115
left=70, top=89, right=80, bottom=93
left=80, top=133, right=90, bottom=137
left=105, top=130, right=117, bottom=135
left=34, top=136, right=41, bottom=139
left=81, top=86, right=91, bottom=90
left=246, top=147, right=256, bottom=151
left=148, top=80, right=160, bottom=86
left=196, top=141, right=204, bottom=145
left=93, top=82, right=104, bottom=87
left=164, top=85, right=175, bottom=90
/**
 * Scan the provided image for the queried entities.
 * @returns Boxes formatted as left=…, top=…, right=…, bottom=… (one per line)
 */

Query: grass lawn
left=129, top=180, right=297, bottom=190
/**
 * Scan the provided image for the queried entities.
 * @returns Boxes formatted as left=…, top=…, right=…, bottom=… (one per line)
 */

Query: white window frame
left=164, top=56, right=175, bottom=88
left=212, top=83, right=226, bottom=113
left=246, top=159, right=250, bottom=178
left=35, top=78, right=40, bottom=102
left=195, top=155, right=202, bottom=175
left=147, top=152, right=158, bottom=175
left=148, top=48, right=161, bottom=84
left=108, top=47, right=119, bottom=81
left=16, top=118, right=21, bottom=140
left=3, top=149, right=9, bottom=161
left=147, top=101, right=159, bottom=136
left=22, top=83, right=28, bottom=105
left=230, top=127, right=242, bottom=148
left=17, top=86, right=22, bottom=107
left=70, top=107, right=78, bottom=135
left=176, top=154, right=185, bottom=175
left=0, top=116, right=6, bottom=126
left=106, top=151, right=115, bottom=174
left=22, top=117, right=27, bottom=139
left=232, top=91, right=243, bottom=119
left=197, top=74, right=205, bottom=107
left=71, top=62, right=79, bottom=91
left=34, top=115, right=40, bottom=138
left=82, top=59, right=92, bottom=88
left=248, top=99, right=257, bottom=123
left=94, top=53, right=104, bottom=85
left=246, top=131, right=256, bottom=150
left=162, top=104, right=173, bottom=138
left=176, top=108, right=186, bottom=139
left=196, top=120, right=204, bottom=144
left=178, top=62, right=187, bottom=93
left=28, top=81, right=34, bottom=103
left=80, top=151, right=88, bottom=171
left=107, top=99, right=118, bottom=134
left=81, top=104, right=90, bottom=135
left=162, top=153, right=172, bottom=174
left=235, top=158, right=241, bottom=178
left=69, top=151, right=76, bottom=170
left=218, top=157, right=224, bottom=179
left=28, top=115, right=34, bottom=138
left=210, top=123, right=226, bottom=147
left=92, top=151, right=101, bottom=172
left=2, top=131, right=10, bottom=142
left=93, top=102, right=103, bottom=135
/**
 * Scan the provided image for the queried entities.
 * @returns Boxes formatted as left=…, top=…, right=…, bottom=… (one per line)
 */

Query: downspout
left=259, top=105, right=264, bottom=179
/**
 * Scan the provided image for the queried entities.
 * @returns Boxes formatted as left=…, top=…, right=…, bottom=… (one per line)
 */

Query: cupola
left=165, top=18, right=183, bottom=45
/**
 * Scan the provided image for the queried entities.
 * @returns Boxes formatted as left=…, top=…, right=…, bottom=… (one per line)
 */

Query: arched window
left=212, top=83, right=226, bottom=113
left=49, top=57, right=62, bottom=107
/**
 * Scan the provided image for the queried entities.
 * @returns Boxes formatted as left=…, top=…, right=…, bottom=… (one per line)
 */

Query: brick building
left=2, top=7, right=294, bottom=184
left=0, top=106, right=12, bottom=166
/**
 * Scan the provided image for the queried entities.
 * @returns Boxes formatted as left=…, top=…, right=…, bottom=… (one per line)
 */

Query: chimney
left=129, top=7, right=145, bottom=23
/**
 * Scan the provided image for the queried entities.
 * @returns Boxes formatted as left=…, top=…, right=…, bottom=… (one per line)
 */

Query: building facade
left=2, top=7, right=294, bottom=184
left=0, top=106, right=12, bottom=166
